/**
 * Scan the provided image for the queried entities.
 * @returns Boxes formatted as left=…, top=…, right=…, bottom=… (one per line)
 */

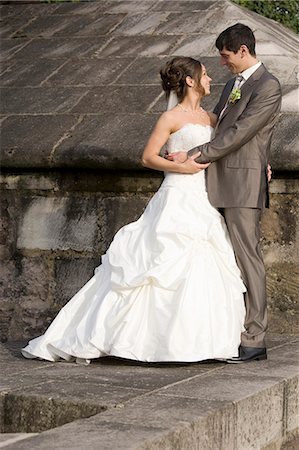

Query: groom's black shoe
left=226, top=346, right=267, bottom=364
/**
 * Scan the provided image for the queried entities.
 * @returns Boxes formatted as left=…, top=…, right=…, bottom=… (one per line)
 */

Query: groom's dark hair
left=216, top=23, right=256, bottom=56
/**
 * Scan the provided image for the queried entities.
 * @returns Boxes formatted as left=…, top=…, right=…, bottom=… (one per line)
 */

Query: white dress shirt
left=238, top=61, right=262, bottom=86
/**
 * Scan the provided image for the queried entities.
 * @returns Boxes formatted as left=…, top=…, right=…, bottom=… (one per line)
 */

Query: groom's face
left=219, top=47, right=243, bottom=74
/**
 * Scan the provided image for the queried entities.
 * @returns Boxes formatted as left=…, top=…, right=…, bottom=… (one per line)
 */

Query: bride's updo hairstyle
left=160, top=56, right=203, bottom=102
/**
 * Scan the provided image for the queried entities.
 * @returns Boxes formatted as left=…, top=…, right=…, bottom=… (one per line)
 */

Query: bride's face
left=199, top=65, right=212, bottom=96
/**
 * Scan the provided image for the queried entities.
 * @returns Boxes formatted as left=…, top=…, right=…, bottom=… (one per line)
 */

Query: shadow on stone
left=0, top=393, right=106, bottom=433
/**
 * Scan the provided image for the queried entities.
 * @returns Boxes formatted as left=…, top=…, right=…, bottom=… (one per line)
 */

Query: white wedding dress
left=22, top=124, right=246, bottom=363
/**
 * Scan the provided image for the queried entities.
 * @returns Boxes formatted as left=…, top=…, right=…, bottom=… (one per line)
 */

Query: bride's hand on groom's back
left=267, top=163, right=272, bottom=182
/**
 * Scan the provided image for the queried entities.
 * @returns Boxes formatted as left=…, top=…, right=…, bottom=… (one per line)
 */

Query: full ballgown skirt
left=22, top=124, right=246, bottom=363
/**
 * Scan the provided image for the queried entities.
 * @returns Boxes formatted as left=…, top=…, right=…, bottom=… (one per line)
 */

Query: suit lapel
left=218, top=64, right=267, bottom=123
left=219, top=78, right=235, bottom=111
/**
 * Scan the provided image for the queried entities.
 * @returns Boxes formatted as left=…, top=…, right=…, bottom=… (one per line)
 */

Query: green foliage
left=233, top=0, right=299, bottom=33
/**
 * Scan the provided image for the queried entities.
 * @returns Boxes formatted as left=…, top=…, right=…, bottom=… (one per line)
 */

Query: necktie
left=218, top=74, right=244, bottom=120
left=234, top=74, right=244, bottom=89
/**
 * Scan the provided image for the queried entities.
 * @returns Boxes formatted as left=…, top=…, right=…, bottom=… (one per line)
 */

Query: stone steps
left=0, top=336, right=298, bottom=449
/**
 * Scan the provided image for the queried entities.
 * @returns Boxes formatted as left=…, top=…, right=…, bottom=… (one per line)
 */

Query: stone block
left=0, top=357, right=215, bottom=393
left=0, top=433, right=39, bottom=446
left=9, top=300, right=55, bottom=341
left=150, top=92, right=169, bottom=113
left=0, top=4, right=59, bottom=19
left=0, top=301, right=14, bottom=343
left=96, top=0, right=156, bottom=14
left=172, top=34, right=219, bottom=57
left=113, top=12, right=168, bottom=35
left=17, top=196, right=99, bottom=252
left=8, top=359, right=222, bottom=397
left=160, top=372, right=284, bottom=403
left=0, top=61, right=14, bottom=77
left=261, top=194, right=298, bottom=246
left=0, top=60, right=65, bottom=87
left=45, top=57, right=133, bottom=86
left=18, top=379, right=146, bottom=408
left=16, top=258, right=51, bottom=303
left=0, top=115, right=79, bottom=168
left=101, top=194, right=155, bottom=248
left=85, top=396, right=235, bottom=450
left=64, top=170, right=162, bottom=194
left=119, top=56, right=231, bottom=86
left=0, top=190, right=17, bottom=258
left=1, top=170, right=162, bottom=196
left=154, top=11, right=215, bottom=34
left=281, top=435, right=299, bottom=450
left=0, top=351, right=53, bottom=381
left=118, top=56, right=169, bottom=84
left=0, top=87, right=87, bottom=114
left=281, top=87, right=299, bottom=113
left=256, top=41, right=293, bottom=56
left=52, top=113, right=158, bottom=170
left=235, top=383, right=284, bottom=450
left=3, top=392, right=105, bottom=433
left=21, top=13, right=125, bottom=38
left=0, top=418, right=165, bottom=450
left=54, top=257, right=99, bottom=307
left=262, top=56, right=298, bottom=84
left=11, top=37, right=108, bottom=60
left=0, top=257, right=54, bottom=340
left=0, top=173, right=58, bottom=192
left=0, top=260, right=19, bottom=304
left=285, top=376, right=299, bottom=435
left=71, top=86, right=161, bottom=114
left=97, top=35, right=179, bottom=57
left=266, top=263, right=299, bottom=334
left=199, top=5, right=259, bottom=34
left=271, top=114, right=299, bottom=171
left=53, top=2, right=103, bottom=15
left=153, top=1, right=217, bottom=11
left=1, top=17, right=32, bottom=39
left=0, top=39, right=30, bottom=61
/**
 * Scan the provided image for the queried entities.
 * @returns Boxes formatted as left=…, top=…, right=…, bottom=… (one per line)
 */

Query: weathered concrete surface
left=0, top=0, right=298, bottom=170
left=0, top=0, right=298, bottom=341
left=0, top=336, right=298, bottom=449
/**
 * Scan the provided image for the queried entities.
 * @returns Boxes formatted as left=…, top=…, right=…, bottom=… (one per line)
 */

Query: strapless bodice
left=163, top=123, right=213, bottom=191
left=166, top=123, right=213, bottom=154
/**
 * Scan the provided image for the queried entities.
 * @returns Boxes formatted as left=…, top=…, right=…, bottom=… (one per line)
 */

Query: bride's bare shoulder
left=157, top=109, right=180, bottom=129
left=160, top=108, right=179, bottom=121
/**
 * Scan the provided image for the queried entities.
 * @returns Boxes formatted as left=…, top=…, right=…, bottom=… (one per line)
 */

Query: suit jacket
left=189, top=64, right=282, bottom=209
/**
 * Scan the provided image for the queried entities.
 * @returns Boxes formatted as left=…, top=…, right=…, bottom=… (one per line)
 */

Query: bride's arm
left=141, top=113, right=209, bottom=174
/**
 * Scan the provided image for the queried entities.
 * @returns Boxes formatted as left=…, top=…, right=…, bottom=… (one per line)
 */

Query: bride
left=22, top=57, right=245, bottom=364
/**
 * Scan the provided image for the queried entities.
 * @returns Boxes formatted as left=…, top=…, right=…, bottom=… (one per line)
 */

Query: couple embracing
left=22, top=24, right=281, bottom=365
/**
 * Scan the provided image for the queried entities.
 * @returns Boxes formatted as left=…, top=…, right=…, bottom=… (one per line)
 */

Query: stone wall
left=0, top=169, right=298, bottom=342
left=0, top=170, right=158, bottom=341
left=1, top=0, right=298, bottom=341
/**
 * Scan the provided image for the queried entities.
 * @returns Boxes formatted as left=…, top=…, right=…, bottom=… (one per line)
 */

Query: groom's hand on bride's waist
left=166, top=150, right=210, bottom=173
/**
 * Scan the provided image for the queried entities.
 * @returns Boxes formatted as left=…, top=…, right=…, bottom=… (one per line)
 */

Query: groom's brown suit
left=189, top=64, right=281, bottom=347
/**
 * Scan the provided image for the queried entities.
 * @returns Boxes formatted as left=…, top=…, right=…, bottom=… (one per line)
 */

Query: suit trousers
left=222, top=207, right=267, bottom=348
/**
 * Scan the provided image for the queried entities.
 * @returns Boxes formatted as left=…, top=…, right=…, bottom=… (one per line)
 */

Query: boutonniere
left=229, top=87, right=241, bottom=104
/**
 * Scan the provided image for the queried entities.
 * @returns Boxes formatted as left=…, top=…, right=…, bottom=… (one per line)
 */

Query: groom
left=170, top=23, right=282, bottom=362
